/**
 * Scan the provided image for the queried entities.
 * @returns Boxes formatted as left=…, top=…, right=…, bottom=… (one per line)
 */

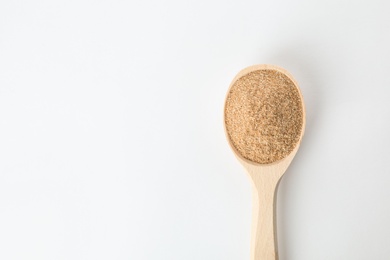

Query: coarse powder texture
left=225, top=69, right=303, bottom=164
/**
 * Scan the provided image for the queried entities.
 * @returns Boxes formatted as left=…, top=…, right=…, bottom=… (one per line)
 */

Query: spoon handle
left=250, top=176, right=280, bottom=260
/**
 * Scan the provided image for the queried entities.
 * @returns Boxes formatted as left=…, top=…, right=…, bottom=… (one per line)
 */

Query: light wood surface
left=224, top=65, right=306, bottom=260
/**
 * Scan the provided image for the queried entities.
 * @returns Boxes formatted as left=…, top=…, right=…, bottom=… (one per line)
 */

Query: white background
left=1, top=0, right=390, bottom=259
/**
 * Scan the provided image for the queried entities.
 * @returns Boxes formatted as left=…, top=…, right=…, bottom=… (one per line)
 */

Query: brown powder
left=225, top=69, right=303, bottom=164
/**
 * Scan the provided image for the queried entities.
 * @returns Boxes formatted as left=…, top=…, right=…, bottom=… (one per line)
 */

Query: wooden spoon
left=224, top=65, right=305, bottom=260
